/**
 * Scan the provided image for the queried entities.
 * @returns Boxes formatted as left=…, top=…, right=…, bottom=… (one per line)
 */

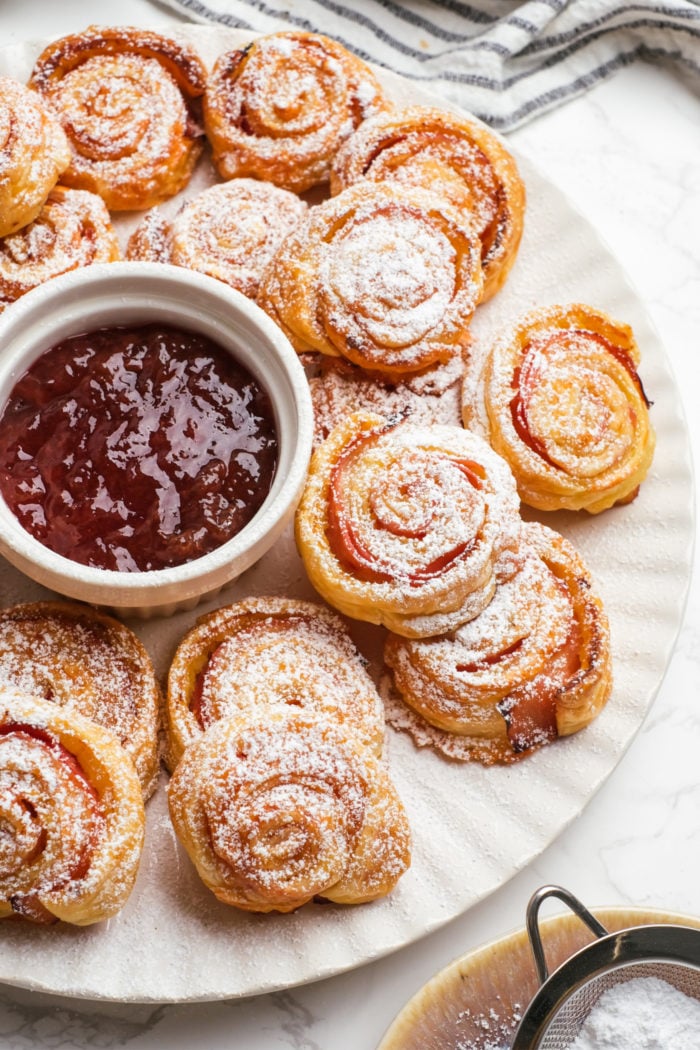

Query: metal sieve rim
left=510, top=886, right=700, bottom=1049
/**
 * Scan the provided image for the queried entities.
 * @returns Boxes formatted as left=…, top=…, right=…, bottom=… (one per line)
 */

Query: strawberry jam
left=0, top=324, right=278, bottom=571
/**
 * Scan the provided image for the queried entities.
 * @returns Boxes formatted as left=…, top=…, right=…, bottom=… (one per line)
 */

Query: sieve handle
left=525, top=885, right=609, bottom=986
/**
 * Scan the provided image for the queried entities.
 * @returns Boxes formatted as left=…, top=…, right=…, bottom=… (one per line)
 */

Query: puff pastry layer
left=258, top=180, right=483, bottom=377
left=0, top=76, right=71, bottom=238
left=0, top=185, right=119, bottom=311
left=168, top=708, right=410, bottom=913
left=203, top=31, right=389, bottom=193
left=0, top=691, right=145, bottom=925
left=384, top=522, right=613, bottom=764
left=308, top=351, right=465, bottom=449
left=295, top=411, right=521, bottom=637
left=127, top=178, right=307, bottom=298
left=166, top=596, right=385, bottom=767
left=331, top=105, right=525, bottom=302
left=462, top=303, right=656, bottom=513
left=0, top=601, right=161, bottom=798
left=29, top=25, right=206, bottom=210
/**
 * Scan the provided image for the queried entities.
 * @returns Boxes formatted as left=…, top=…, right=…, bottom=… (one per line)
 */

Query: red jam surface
left=0, top=324, right=278, bottom=571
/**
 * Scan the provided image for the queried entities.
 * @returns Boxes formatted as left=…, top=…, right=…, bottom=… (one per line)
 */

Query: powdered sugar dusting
left=452, top=1001, right=523, bottom=1050
left=262, top=35, right=296, bottom=58
left=333, top=106, right=499, bottom=229
left=565, top=976, right=700, bottom=1049
left=0, top=186, right=119, bottom=310
left=0, top=23, right=691, bottom=1002
left=55, top=56, right=193, bottom=202
left=303, top=182, right=482, bottom=373
left=383, top=521, right=612, bottom=764
left=330, top=103, right=525, bottom=299
left=204, top=32, right=388, bottom=191
left=168, top=710, right=409, bottom=911
left=308, top=351, right=464, bottom=447
left=450, top=550, right=570, bottom=673
left=125, top=206, right=170, bottom=263
left=297, top=414, right=521, bottom=636
left=323, top=213, right=455, bottom=345
left=0, top=603, right=161, bottom=797
left=29, top=27, right=206, bottom=211
left=167, top=598, right=385, bottom=761
left=0, top=725, right=104, bottom=906
left=381, top=672, right=498, bottom=763
left=202, top=625, right=382, bottom=741
left=0, top=692, right=144, bottom=924
left=129, top=178, right=308, bottom=298
left=204, top=717, right=367, bottom=901
left=0, top=76, right=70, bottom=237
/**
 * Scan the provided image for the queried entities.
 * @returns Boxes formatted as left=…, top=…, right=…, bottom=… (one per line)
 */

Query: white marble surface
left=1, top=1, right=699, bottom=1047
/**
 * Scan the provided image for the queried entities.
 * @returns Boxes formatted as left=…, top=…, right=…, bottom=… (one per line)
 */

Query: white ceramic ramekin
left=0, top=262, right=314, bottom=617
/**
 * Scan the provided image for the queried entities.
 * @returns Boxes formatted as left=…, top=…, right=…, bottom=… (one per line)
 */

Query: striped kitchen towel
left=154, top=0, right=700, bottom=129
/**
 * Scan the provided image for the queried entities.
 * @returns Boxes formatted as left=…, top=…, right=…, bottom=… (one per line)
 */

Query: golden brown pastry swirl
left=0, top=76, right=71, bottom=238
left=203, top=31, right=390, bottom=193
left=166, top=596, right=385, bottom=767
left=0, top=601, right=161, bottom=799
left=0, top=691, right=145, bottom=925
left=462, top=303, right=656, bottom=512
left=126, top=179, right=308, bottom=299
left=331, top=105, right=526, bottom=302
left=384, top=522, right=613, bottom=764
left=29, top=25, right=207, bottom=210
left=167, top=709, right=410, bottom=913
left=295, top=411, right=521, bottom=637
left=0, top=186, right=119, bottom=311
left=258, top=180, right=483, bottom=377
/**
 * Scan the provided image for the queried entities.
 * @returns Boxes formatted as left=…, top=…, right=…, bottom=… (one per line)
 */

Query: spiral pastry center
left=213, top=782, right=351, bottom=898
left=454, top=554, right=573, bottom=677
left=2, top=221, right=54, bottom=265
left=72, top=79, right=150, bottom=157
left=202, top=725, right=367, bottom=904
left=220, top=208, right=266, bottom=254
left=263, top=70, right=326, bottom=132
left=369, top=454, right=444, bottom=539
left=240, top=43, right=341, bottom=138
left=329, top=431, right=486, bottom=584
left=0, top=794, right=45, bottom=877
left=323, top=212, right=454, bottom=350
left=58, top=59, right=169, bottom=160
left=0, top=726, right=102, bottom=909
left=514, top=332, right=637, bottom=476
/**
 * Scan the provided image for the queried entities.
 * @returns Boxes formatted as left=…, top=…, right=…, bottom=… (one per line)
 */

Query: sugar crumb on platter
left=0, top=25, right=694, bottom=1002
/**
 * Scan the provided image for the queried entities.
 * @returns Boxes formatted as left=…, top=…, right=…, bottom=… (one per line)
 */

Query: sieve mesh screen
left=537, top=960, right=700, bottom=1048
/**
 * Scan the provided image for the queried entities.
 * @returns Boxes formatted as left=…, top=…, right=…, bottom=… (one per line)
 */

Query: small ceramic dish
left=0, top=262, right=314, bottom=618
left=376, top=904, right=700, bottom=1050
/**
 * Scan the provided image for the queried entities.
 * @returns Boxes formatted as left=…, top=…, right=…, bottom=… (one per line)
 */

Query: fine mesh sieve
left=510, top=885, right=700, bottom=1049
